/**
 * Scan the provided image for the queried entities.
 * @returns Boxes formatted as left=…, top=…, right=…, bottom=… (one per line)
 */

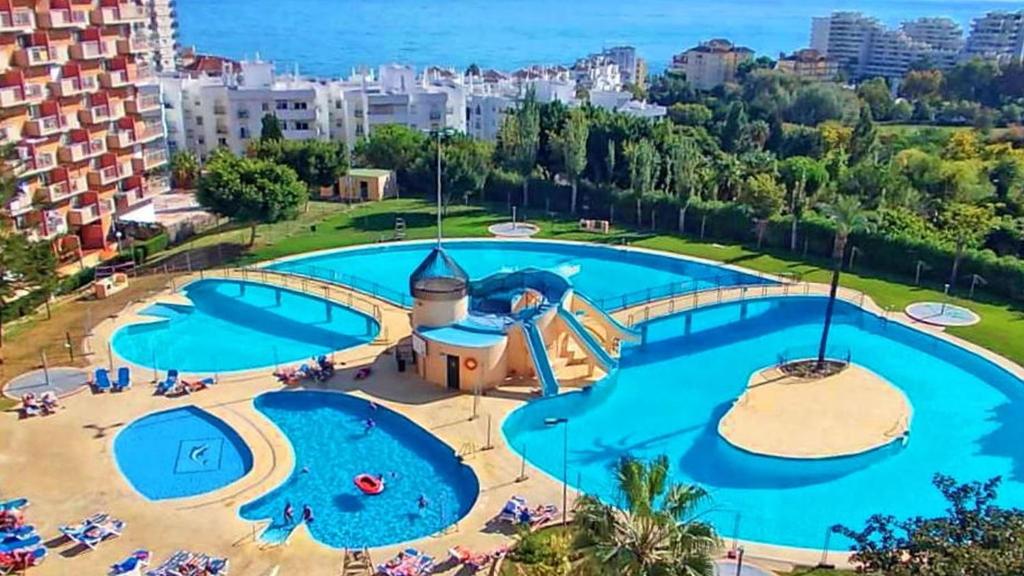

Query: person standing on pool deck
left=283, top=502, right=294, bottom=525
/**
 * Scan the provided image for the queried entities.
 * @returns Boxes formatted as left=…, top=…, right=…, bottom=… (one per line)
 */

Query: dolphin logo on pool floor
left=189, top=444, right=209, bottom=465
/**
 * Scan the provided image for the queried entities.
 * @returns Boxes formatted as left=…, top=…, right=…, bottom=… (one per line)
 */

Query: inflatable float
left=354, top=474, right=385, bottom=495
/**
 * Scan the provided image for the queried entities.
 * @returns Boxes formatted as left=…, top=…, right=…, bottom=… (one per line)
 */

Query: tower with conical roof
left=409, top=246, right=470, bottom=328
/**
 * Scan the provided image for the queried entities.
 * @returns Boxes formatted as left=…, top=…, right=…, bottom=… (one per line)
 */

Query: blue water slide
left=520, top=321, right=559, bottom=397
left=573, top=293, right=641, bottom=343
left=557, top=307, right=617, bottom=372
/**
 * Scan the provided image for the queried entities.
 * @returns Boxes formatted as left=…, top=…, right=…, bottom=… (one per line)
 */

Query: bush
left=131, top=232, right=169, bottom=264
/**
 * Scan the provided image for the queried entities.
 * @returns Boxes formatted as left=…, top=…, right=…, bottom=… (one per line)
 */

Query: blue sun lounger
left=65, top=517, right=124, bottom=550
left=0, top=499, right=28, bottom=512
left=0, top=534, right=41, bottom=553
left=0, top=526, right=34, bottom=540
left=110, top=549, right=149, bottom=574
left=93, top=369, right=112, bottom=393
left=156, top=369, right=179, bottom=395
left=113, top=367, right=132, bottom=392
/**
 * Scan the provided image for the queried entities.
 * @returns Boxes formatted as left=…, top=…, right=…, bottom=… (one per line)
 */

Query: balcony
left=115, top=184, right=146, bottom=210
left=26, top=213, right=68, bottom=241
left=14, top=46, right=59, bottom=68
left=68, top=199, right=113, bottom=226
left=0, top=83, right=44, bottom=108
left=41, top=8, right=90, bottom=29
left=59, top=139, right=106, bottom=163
left=133, top=149, right=168, bottom=172
left=24, top=113, right=69, bottom=138
left=0, top=10, right=35, bottom=33
left=136, top=123, right=163, bottom=143
left=6, top=193, right=31, bottom=216
left=106, top=129, right=135, bottom=149
left=45, top=174, right=90, bottom=202
left=70, top=40, right=111, bottom=61
left=88, top=163, right=131, bottom=187
left=126, top=93, right=160, bottom=114
left=276, top=107, right=316, bottom=121
left=79, top=102, right=122, bottom=125
left=100, top=69, right=129, bottom=88
left=18, top=150, right=57, bottom=177
left=147, top=175, right=170, bottom=195
left=117, top=35, right=150, bottom=55
left=92, top=4, right=146, bottom=25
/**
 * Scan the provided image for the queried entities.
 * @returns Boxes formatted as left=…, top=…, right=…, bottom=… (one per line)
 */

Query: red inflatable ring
left=464, top=357, right=478, bottom=370
left=354, top=473, right=385, bottom=495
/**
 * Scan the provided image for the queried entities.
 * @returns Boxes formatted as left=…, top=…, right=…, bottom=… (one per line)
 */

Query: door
left=446, top=354, right=461, bottom=390
left=359, top=181, right=369, bottom=200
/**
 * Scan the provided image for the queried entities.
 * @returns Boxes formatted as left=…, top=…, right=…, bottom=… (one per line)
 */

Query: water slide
left=572, top=293, right=641, bottom=344
left=520, top=321, right=560, bottom=397
left=556, top=307, right=617, bottom=372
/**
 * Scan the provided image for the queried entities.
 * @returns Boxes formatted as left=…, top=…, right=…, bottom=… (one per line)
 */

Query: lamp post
left=544, top=417, right=569, bottom=524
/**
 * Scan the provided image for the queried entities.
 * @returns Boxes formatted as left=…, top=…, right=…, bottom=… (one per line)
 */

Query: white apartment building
left=963, top=11, right=1024, bottom=65
left=590, top=90, right=666, bottom=119
left=599, top=46, right=639, bottom=86
left=162, top=62, right=468, bottom=158
left=812, top=12, right=963, bottom=80
left=141, top=0, right=178, bottom=71
left=465, top=76, right=575, bottom=141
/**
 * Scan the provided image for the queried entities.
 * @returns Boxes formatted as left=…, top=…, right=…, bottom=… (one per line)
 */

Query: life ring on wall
left=464, top=358, right=479, bottom=371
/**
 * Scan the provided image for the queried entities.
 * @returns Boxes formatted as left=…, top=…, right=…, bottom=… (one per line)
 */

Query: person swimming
left=417, top=494, right=429, bottom=510
left=369, top=400, right=379, bottom=411
left=300, top=466, right=310, bottom=475
left=283, top=502, right=294, bottom=525
left=302, top=504, right=315, bottom=524
left=364, top=418, right=376, bottom=434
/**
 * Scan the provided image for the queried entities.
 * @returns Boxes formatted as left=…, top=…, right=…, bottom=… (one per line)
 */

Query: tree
left=780, top=156, right=829, bottom=250
left=573, top=455, right=720, bottom=576
left=289, top=140, right=349, bottom=193
left=667, top=103, right=712, bottom=127
left=989, top=153, right=1024, bottom=204
left=739, top=173, right=784, bottom=247
left=260, top=113, right=283, bottom=141
left=625, top=140, right=658, bottom=225
left=497, top=95, right=540, bottom=207
left=441, top=135, right=492, bottom=209
left=196, top=152, right=307, bottom=246
left=353, top=124, right=428, bottom=182
left=0, top=230, right=29, bottom=348
left=553, top=108, right=589, bottom=214
left=787, top=83, right=855, bottom=126
left=816, top=195, right=870, bottom=371
left=170, top=150, right=200, bottom=190
left=900, top=69, right=944, bottom=101
left=836, top=474, right=1024, bottom=576
left=720, top=101, right=748, bottom=153
left=938, top=203, right=996, bottom=290
left=857, top=77, right=894, bottom=121
left=849, top=105, right=877, bottom=163
left=24, top=239, right=57, bottom=320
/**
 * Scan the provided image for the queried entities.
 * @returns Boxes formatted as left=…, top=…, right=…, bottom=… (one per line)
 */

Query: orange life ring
left=464, top=358, right=478, bottom=371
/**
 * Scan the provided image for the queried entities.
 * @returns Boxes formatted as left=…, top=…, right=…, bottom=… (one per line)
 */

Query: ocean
left=177, top=0, right=1019, bottom=77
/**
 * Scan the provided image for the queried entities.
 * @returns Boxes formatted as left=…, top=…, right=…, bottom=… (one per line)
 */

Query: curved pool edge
left=106, top=276, right=385, bottom=377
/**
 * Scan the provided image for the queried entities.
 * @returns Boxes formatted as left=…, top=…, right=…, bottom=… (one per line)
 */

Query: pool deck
left=719, top=365, right=911, bottom=459
left=5, top=252, right=1024, bottom=575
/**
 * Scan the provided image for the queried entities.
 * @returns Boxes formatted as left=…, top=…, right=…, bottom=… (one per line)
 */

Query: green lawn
left=153, top=198, right=1024, bottom=366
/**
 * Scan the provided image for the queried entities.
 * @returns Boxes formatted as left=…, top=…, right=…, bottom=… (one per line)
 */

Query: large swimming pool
left=112, top=279, right=379, bottom=372
left=503, top=296, right=1024, bottom=549
left=115, top=406, right=254, bottom=500
left=240, top=391, right=480, bottom=549
left=268, top=240, right=772, bottom=308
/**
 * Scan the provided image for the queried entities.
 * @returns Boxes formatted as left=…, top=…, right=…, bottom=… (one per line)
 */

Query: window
left=275, top=100, right=287, bottom=110
left=294, top=121, right=309, bottom=130
left=217, top=137, right=227, bottom=147
left=240, top=127, right=249, bottom=139
left=261, top=103, right=270, bottom=112
left=293, top=102, right=307, bottom=110
left=195, top=115, right=204, bottom=126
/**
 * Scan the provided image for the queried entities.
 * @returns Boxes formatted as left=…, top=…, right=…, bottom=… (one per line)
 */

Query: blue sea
left=178, top=0, right=1018, bottom=77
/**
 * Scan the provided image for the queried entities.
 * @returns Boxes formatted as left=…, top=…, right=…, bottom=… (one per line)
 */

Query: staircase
left=393, top=217, right=406, bottom=240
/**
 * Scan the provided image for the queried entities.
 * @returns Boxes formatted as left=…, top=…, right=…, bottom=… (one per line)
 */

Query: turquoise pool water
left=268, top=240, right=772, bottom=308
left=240, top=391, right=479, bottom=549
left=112, top=279, right=379, bottom=372
left=503, top=296, right=1024, bottom=549
left=114, top=406, right=254, bottom=500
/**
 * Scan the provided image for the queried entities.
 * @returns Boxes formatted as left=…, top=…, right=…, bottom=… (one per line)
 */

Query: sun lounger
left=94, top=368, right=112, bottom=393
left=40, top=391, right=59, bottom=415
left=0, top=545, right=46, bottom=575
left=0, top=500, right=28, bottom=513
left=144, top=550, right=192, bottom=576
left=156, top=370, right=179, bottom=395
left=498, top=495, right=527, bottom=524
left=449, top=545, right=507, bottom=572
left=206, top=556, right=229, bottom=575
left=111, top=549, right=150, bottom=575
left=182, top=377, right=215, bottom=395
left=60, top=513, right=122, bottom=550
left=0, top=526, right=34, bottom=540
left=520, top=504, right=558, bottom=527
left=114, top=367, right=132, bottom=392
left=19, top=395, right=40, bottom=418
left=377, top=549, right=425, bottom=576
left=0, top=534, right=40, bottom=553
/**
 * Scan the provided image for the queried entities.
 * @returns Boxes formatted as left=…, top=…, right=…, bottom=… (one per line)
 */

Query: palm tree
left=170, top=150, right=200, bottom=190
left=574, top=455, right=720, bottom=576
left=816, top=195, right=870, bottom=371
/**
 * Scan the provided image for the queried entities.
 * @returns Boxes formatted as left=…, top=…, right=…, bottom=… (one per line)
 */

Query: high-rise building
left=670, top=39, right=753, bottom=90
left=141, top=0, right=178, bottom=71
left=963, top=11, right=1024, bottom=65
left=1, top=0, right=169, bottom=272
left=812, top=12, right=963, bottom=80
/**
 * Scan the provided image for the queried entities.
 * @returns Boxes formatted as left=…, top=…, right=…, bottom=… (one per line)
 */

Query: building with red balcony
left=0, top=0, right=168, bottom=272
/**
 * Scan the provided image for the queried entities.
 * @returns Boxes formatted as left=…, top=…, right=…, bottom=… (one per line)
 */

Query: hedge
left=1, top=267, right=95, bottom=325
left=131, top=232, right=169, bottom=264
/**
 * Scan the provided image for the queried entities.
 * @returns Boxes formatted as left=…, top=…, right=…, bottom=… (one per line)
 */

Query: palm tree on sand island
left=573, top=455, right=720, bottom=576
left=816, top=195, right=871, bottom=372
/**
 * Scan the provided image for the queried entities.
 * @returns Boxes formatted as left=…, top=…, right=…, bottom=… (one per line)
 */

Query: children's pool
left=267, top=239, right=772, bottom=308
left=239, top=391, right=479, bottom=549
left=503, top=296, right=1024, bottom=550
left=111, top=279, right=379, bottom=372
left=114, top=406, right=254, bottom=500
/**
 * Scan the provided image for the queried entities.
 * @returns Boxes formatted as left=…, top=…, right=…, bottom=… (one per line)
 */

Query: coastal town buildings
left=963, top=11, right=1024, bottom=65
left=1, top=0, right=169, bottom=271
left=670, top=39, right=753, bottom=90
left=775, top=49, right=839, bottom=81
